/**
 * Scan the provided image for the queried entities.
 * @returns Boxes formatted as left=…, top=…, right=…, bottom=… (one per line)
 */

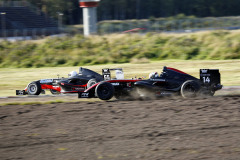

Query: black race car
left=78, top=66, right=222, bottom=100
left=17, top=66, right=222, bottom=101
left=16, top=67, right=104, bottom=95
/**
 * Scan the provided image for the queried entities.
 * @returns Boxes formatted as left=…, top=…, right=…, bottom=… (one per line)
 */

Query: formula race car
left=16, top=66, right=222, bottom=100
left=16, top=67, right=104, bottom=96
left=77, top=66, right=222, bottom=100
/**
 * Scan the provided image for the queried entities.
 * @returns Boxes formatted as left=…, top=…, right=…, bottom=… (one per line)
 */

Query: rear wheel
left=27, top=81, right=42, bottom=95
left=181, top=80, right=200, bottom=98
left=50, top=89, right=60, bottom=95
left=95, top=82, right=114, bottom=100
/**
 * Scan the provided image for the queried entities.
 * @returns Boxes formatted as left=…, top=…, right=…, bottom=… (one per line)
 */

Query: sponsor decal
left=103, top=69, right=109, bottom=73
left=111, top=83, right=120, bottom=86
left=201, top=69, right=208, bottom=73
left=40, top=79, right=53, bottom=83
left=116, top=70, right=123, bottom=74
left=81, top=93, right=89, bottom=98
left=73, top=87, right=85, bottom=91
left=151, top=79, right=165, bottom=81
left=200, top=70, right=211, bottom=77
left=156, top=91, right=172, bottom=95
left=115, top=70, right=124, bottom=79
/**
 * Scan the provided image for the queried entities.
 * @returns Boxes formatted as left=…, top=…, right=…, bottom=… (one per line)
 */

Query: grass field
left=0, top=60, right=239, bottom=97
left=1, top=30, right=240, bottom=68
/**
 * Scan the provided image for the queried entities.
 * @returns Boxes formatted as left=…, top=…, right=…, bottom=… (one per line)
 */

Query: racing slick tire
left=181, top=80, right=200, bottom=98
left=27, top=81, right=42, bottom=95
left=87, top=79, right=97, bottom=88
left=95, top=82, right=114, bottom=100
left=50, top=89, right=60, bottom=95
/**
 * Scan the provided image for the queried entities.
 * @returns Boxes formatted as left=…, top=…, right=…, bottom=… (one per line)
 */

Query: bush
left=0, top=31, right=239, bottom=68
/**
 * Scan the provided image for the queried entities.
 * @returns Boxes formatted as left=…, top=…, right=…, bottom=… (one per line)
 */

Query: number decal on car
left=202, top=77, right=211, bottom=83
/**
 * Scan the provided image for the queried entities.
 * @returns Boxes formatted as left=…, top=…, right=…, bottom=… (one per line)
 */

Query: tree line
left=21, top=0, right=240, bottom=24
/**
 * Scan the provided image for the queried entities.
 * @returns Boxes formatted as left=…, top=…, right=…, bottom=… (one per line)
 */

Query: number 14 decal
left=203, top=77, right=211, bottom=83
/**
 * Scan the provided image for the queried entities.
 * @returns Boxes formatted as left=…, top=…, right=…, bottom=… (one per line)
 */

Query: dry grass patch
left=0, top=60, right=239, bottom=97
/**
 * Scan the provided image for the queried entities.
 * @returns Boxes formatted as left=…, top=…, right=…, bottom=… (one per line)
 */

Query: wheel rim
left=29, top=84, right=37, bottom=94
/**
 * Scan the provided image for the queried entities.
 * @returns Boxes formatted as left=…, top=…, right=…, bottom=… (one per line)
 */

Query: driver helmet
left=68, top=71, right=78, bottom=77
left=149, top=72, right=159, bottom=79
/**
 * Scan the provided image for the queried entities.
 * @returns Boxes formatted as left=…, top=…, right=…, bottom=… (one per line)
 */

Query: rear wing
left=200, top=69, right=221, bottom=86
left=102, top=68, right=124, bottom=80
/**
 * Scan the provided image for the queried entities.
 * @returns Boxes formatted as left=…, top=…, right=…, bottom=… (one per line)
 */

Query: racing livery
left=16, top=67, right=104, bottom=95
left=78, top=66, right=222, bottom=100
left=16, top=66, right=222, bottom=100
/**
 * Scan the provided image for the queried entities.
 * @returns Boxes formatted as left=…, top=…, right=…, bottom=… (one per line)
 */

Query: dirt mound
left=1, top=95, right=240, bottom=160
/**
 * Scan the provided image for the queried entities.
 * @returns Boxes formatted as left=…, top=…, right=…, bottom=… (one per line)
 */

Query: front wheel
left=50, top=89, right=60, bottom=95
left=27, top=81, right=42, bottom=95
left=95, top=82, right=114, bottom=100
left=181, top=80, right=200, bottom=98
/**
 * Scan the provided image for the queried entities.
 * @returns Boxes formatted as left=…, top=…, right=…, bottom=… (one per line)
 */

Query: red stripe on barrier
left=79, top=2, right=99, bottom=7
left=123, top=28, right=146, bottom=33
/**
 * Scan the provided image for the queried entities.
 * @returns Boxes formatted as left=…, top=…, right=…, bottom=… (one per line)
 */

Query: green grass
left=0, top=60, right=239, bottom=97
left=0, top=30, right=240, bottom=68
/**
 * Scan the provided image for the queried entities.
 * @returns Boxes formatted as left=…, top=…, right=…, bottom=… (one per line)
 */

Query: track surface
left=1, top=95, right=240, bottom=160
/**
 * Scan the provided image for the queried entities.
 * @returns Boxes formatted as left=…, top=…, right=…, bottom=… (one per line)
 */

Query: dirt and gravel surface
left=1, top=95, right=240, bottom=160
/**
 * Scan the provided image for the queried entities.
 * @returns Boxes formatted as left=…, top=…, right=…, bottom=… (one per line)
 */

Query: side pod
left=134, top=81, right=155, bottom=89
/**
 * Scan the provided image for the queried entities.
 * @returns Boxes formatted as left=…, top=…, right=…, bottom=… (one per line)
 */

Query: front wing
left=16, top=90, right=27, bottom=95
